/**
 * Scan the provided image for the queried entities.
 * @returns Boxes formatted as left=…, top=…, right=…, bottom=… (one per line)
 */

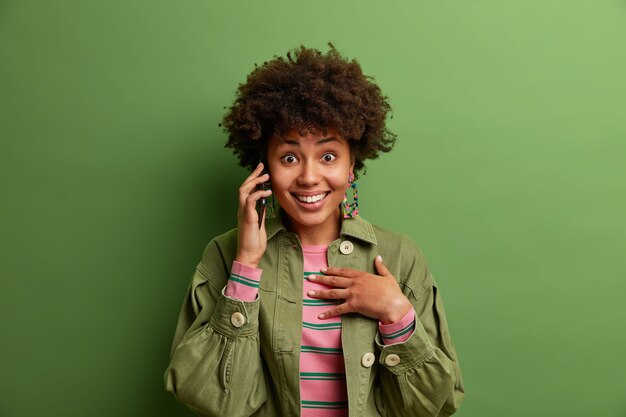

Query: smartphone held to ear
left=256, top=165, right=270, bottom=228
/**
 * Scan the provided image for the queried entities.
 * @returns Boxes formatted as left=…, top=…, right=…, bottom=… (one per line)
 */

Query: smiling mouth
left=292, top=192, right=329, bottom=204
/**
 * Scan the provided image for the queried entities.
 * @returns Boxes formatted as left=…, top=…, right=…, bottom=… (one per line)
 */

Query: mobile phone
left=256, top=164, right=270, bottom=228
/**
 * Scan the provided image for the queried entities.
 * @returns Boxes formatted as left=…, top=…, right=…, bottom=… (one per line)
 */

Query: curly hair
left=220, top=44, right=396, bottom=176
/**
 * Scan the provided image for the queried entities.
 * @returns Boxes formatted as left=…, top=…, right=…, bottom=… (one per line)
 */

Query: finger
left=240, top=173, right=270, bottom=198
left=307, top=288, right=349, bottom=300
left=243, top=189, right=273, bottom=221
left=243, top=170, right=270, bottom=187
left=246, top=188, right=273, bottom=203
left=374, top=255, right=391, bottom=277
left=239, top=187, right=272, bottom=218
left=239, top=174, right=270, bottom=209
left=321, top=267, right=359, bottom=278
left=307, top=274, right=352, bottom=288
left=318, top=302, right=352, bottom=320
left=243, top=162, right=265, bottom=184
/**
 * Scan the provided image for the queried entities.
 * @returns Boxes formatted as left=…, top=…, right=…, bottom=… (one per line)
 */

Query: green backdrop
left=2, top=1, right=625, bottom=416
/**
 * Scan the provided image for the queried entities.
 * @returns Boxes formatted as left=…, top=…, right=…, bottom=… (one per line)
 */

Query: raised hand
left=234, top=162, right=273, bottom=269
left=306, top=255, right=412, bottom=324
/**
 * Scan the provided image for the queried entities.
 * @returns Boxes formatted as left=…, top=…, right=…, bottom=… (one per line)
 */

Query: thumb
left=374, top=255, right=390, bottom=277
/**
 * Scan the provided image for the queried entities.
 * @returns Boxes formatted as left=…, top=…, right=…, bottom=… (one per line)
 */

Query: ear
left=349, top=156, right=356, bottom=176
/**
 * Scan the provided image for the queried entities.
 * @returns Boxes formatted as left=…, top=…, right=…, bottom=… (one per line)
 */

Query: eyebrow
left=281, top=136, right=339, bottom=146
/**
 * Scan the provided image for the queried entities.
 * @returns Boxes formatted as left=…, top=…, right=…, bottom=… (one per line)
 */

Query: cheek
left=267, top=169, right=291, bottom=197
left=270, top=182, right=289, bottom=207
left=336, top=164, right=352, bottom=183
left=269, top=178, right=288, bottom=194
left=328, top=171, right=351, bottom=194
left=267, top=164, right=286, bottom=188
left=336, top=182, right=350, bottom=198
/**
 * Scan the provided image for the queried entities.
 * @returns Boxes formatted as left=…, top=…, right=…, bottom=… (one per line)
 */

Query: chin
left=282, top=206, right=341, bottom=229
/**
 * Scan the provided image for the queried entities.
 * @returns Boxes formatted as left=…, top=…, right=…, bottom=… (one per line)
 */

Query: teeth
left=296, top=193, right=326, bottom=203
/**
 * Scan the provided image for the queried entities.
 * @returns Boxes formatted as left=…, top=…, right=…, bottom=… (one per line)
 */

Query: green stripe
left=229, top=276, right=259, bottom=288
left=302, top=405, right=348, bottom=409
left=301, top=345, right=343, bottom=355
left=301, top=400, right=348, bottom=409
left=300, top=372, right=346, bottom=380
left=381, top=322, right=416, bottom=339
left=303, top=321, right=341, bottom=330
left=303, top=299, right=337, bottom=306
left=302, top=405, right=348, bottom=408
left=303, top=271, right=321, bottom=280
left=230, top=272, right=259, bottom=285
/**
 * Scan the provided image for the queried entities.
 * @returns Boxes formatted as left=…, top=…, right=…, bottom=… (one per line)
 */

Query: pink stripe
left=300, top=379, right=347, bottom=399
left=300, top=351, right=345, bottom=373
left=302, top=408, right=347, bottom=417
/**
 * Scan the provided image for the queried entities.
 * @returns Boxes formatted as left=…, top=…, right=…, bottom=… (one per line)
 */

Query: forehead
left=271, top=127, right=349, bottom=146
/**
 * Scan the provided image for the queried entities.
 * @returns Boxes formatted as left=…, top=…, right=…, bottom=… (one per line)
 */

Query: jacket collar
left=265, top=209, right=377, bottom=246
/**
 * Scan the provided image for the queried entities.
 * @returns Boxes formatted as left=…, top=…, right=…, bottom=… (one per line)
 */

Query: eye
left=321, top=153, right=337, bottom=163
left=281, top=154, right=298, bottom=164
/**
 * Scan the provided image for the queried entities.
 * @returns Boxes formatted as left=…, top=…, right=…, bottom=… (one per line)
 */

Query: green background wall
left=1, top=1, right=625, bottom=416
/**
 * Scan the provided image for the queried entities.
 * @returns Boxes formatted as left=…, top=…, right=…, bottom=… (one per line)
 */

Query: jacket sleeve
left=374, top=240, right=465, bottom=417
left=164, top=239, right=267, bottom=417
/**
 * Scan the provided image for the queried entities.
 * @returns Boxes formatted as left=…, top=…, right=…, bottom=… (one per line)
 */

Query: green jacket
left=164, top=215, right=464, bottom=417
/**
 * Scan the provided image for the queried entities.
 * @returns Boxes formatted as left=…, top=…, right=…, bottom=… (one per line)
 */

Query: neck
left=285, top=209, right=342, bottom=246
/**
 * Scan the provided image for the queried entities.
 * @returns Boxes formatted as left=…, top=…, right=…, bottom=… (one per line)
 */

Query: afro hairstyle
left=220, top=43, right=396, bottom=177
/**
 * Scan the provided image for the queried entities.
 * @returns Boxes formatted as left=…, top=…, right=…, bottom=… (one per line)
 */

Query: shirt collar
left=265, top=209, right=377, bottom=246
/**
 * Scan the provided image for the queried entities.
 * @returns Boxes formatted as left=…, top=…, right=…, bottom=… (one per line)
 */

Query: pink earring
left=342, top=173, right=359, bottom=219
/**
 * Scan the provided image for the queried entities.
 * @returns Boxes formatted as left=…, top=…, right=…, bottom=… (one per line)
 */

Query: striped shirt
left=300, top=245, right=347, bottom=416
left=225, top=246, right=415, bottom=416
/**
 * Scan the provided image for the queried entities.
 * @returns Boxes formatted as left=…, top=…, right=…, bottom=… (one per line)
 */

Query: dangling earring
left=342, top=173, right=359, bottom=219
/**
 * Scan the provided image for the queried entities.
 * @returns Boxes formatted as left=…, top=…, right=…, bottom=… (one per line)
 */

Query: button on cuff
left=231, top=312, right=246, bottom=328
left=375, top=318, right=436, bottom=374
left=384, top=353, right=401, bottom=367
left=208, top=287, right=260, bottom=337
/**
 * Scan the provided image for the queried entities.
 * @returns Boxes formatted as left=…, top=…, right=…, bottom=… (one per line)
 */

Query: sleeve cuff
left=378, top=308, right=416, bottom=345
left=375, top=315, right=436, bottom=374
left=224, top=261, right=262, bottom=302
left=208, top=286, right=260, bottom=337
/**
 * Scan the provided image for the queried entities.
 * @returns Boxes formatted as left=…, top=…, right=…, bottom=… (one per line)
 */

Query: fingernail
left=376, top=255, right=383, bottom=262
left=256, top=162, right=262, bottom=169
left=308, top=275, right=316, bottom=281
left=308, top=290, right=315, bottom=296
left=319, top=313, right=325, bottom=319
left=320, top=267, right=327, bottom=273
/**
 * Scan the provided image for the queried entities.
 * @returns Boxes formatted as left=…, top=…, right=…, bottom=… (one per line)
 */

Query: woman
left=164, top=45, right=464, bottom=417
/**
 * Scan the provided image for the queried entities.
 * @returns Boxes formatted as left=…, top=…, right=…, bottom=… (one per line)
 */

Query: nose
left=297, top=160, right=321, bottom=186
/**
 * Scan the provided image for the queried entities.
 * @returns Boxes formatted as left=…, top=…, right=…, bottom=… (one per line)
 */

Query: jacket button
left=339, top=241, right=354, bottom=255
left=230, top=312, right=246, bottom=328
left=361, top=352, right=375, bottom=368
left=384, top=354, right=401, bottom=367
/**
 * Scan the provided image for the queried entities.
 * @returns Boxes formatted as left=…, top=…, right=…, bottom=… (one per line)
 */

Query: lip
left=290, top=191, right=330, bottom=210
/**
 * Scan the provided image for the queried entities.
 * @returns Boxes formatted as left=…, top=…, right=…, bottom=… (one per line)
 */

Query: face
left=267, top=128, right=355, bottom=239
